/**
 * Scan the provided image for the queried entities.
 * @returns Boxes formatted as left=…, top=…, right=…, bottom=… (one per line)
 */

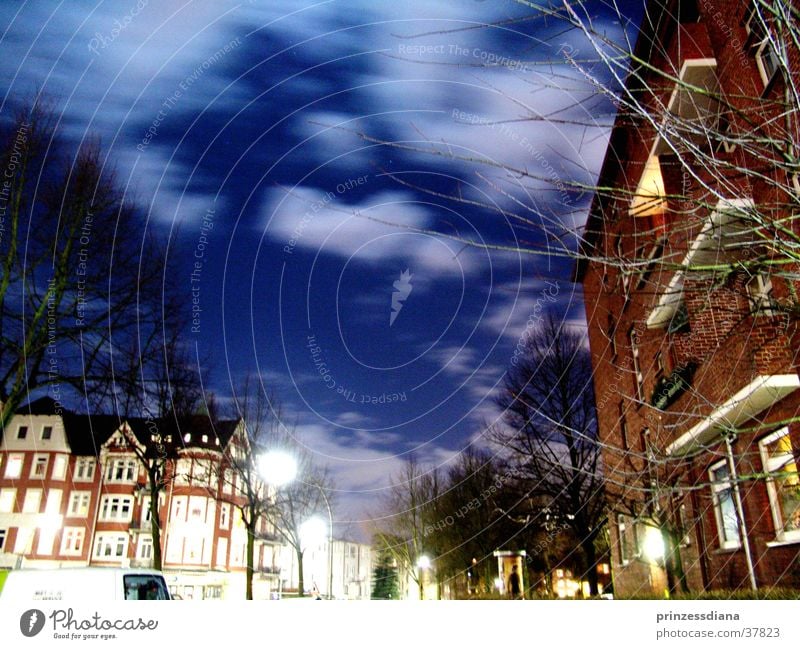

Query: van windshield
left=123, top=575, right=170, bottom=600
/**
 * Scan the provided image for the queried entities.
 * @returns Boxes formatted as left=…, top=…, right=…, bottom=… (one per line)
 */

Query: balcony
left=646, top=198, right=757, bottom=329
left=666, top=373, right=800, bottom=456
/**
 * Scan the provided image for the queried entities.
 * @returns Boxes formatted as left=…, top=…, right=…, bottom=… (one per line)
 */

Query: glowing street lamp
left=642, top=525, right=665, bottom=562
left=258, top=450, right=297, bottom=487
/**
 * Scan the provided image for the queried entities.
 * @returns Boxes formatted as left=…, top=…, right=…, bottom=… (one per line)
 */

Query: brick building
left=0, top=397, right=282, bottom=599
left=579, top=0, right=800, bottom=596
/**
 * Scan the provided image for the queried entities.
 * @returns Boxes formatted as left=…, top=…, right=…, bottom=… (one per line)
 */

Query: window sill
left=711, top=546, right=741, bottom=555
left=766, top=538, right=800, bottom=548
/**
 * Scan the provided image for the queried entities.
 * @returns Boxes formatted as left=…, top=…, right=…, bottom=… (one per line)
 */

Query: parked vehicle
left=0, top=568, right=171, bottom=601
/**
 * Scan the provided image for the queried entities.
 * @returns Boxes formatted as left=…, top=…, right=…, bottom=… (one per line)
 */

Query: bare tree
left=490, top=313, right=606, bottom=595
left=0, top=101, right=164, bottom=434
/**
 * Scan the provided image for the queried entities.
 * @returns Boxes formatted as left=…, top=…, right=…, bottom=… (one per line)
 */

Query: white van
left=0, top=568, right=171, bottom=601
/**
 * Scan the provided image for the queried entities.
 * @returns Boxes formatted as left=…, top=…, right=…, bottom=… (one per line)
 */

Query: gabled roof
left=16, top=396, right=63, bottom=416
left=61, top=414, right=124, bottom=456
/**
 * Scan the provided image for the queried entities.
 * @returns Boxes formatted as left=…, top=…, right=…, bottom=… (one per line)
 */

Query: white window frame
left=60, top=527, right=85, bottom=556
left=105, top=457, right=138, bottom=483
left=219, top=503, right=230, bottom=530
left=51, top=454, right=68, bottom=480
left=22, top=488, right=43, bottom=514
left=94, top=533, right=128, bottom=559
left=709, top=460, right=742, bottom=550
left=16, top=425, right=28, bottom=439
left=30, top=454, right=48, bottom=479
left=629, top=328, right=644, bottom=401
left=746, top=272, right=778, bottom=316
left=759, top=428, right=800, bottom=542
left=0, top=489, right=16, bottom=514
left=99, top=495, right=134, bottom=522
left=137, top=536, right=153, bottom=560
left=74, top=457, right=96, bottom=482
left=41, top=425, right=53, bottom=440
left=4, top=454, right=23, bottom=479
left=68, top=491, right=91, bottom=517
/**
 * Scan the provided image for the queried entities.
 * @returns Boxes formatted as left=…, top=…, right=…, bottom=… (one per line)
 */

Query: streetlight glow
left=259, top=450, right=298, bottom=486
left=417, top=554, right=431, bottom=570
left=300, top=516, right=327, bottom=548
left=643, top=526, right=665, bottom=561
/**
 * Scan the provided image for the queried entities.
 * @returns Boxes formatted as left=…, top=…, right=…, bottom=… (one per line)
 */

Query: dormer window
left=17, top=426, right=28, bottom=440
left=41, top=426, right=53, bottom=440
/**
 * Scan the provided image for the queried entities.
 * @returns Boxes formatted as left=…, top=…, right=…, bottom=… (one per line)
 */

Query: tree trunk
left=296, top=547, right=305, bottom=597
left=581, top=536, right=599, bottom=596
left=149, top=479, right=162, bottom=570
left=246, top=525, right=256, bottom=600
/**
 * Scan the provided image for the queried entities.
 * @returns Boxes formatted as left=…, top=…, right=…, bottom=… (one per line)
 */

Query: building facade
left=579, top=0, right=800, bottom=596
left=0, top=397, right=281, bottom=599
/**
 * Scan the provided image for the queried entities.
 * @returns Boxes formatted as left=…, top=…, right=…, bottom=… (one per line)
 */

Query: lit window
left=0, top=489, right=17, bottom=513
left=51, top=455, right=68, bottom=480
left=746, top=272, right=778, bottom=316
left=17, top=425, right=28, bottom=440
left=68, top=491, right=91, bottom=517
left=22, top=489, right=42, bottom=513
left=41, top=426, right=53, bottom=440
left=60, top=527, right=85, bottom=555
left=710, top=461, right=742, bottom=550
left=99, top=495, right=134, bottom=522
left=74, top=458, right=96, bottom=481
left=4, top=454, right=23, bottom=479
left=31, top=455, right=48, bottom=479
left=759, top=429, right=800, bottom=542
left=105, top=458, right=137, bottom=483
left=171, top=496, right=186, bottom=522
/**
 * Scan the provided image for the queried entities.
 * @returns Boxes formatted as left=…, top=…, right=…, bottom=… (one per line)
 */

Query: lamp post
left=416, top=554, right=430, bottom=600
left=258, top=451, right=333, bottom=599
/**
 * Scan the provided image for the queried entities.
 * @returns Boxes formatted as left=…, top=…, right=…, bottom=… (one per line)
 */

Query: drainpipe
left=725, top=434, right=757, bottom=592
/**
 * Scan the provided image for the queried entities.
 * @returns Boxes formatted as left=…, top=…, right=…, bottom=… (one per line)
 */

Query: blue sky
left=1, top=0, right=641, bottom=538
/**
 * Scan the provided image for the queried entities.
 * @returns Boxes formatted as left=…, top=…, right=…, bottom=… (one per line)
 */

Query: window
left=41, top=425, right=53, bottom=440
left=710, top=461, right=742, bottom=550
left=0, top=529, right=6, bottom=551
left=0, top=489, right=16, bottom=513
left=68, top=491, right=91, bottom=517
left=745, top=3, right=782, bottom=87
left=94, top=533, right=128, bottom=559
left=74, top=458, right=96, bottom=481
left=137, top=536, right=153, bottom=560
left=31, top=455, right=48, bottom=479
left=175, top=458, right=191, bottom=484
left=220, top=503, right=230, bottom=530
left=629, top=327, right=644, bottom=401
left=123, top=574, right=169, bottom=600
left=171, top=496, right=186, bottom=522
left=105, top=457, right=137, bottom=483
left=617, top=514, right=639, bottom=564
left=99, top=495, right=134, bottom=522
left=17, top=425, right=28, bottom=439
left=51, top=455, right=68, bottom=480
left=22, top=489, right=42, bottom=513
left=746, top=272, right=777, bottom=316
left=60, top=527, right=85, bottom=555
left=759, top=429, right=800, bottom=542
left=4, top=454, right=23, bottom=478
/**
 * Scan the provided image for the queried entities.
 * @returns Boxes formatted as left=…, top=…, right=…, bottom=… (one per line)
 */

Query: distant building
left=278, top=539, right=371, bottom=599
left=579, top=0, right=800, bottom=596
left=0, top=397, right=281, bottom=600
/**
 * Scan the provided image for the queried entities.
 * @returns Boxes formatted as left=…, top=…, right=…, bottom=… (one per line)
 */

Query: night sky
left=1, top=0, right=641, bottom=539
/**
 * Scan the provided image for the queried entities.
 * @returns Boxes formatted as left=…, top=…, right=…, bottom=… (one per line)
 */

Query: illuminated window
left=22, top=489, right=42, bottom=513
left=51, top=455, right=68, bottom=480
left=759, top=429, right=800, bottom=542
left=4, top=454, right=23, bottom=479
left=0, top=489, right=17, bottom=513
left=709, top=461, right=742, bottom=550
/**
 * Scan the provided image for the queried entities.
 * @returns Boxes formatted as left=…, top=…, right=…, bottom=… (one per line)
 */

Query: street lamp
left=416, top=555, right=431, bottom=600
left=258, top=451, right=334, bottom=599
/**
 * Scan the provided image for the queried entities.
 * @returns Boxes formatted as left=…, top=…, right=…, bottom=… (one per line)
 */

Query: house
left=578, top=0, right=800, bottom=596
left=0, top=397, right=281, bottom=599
